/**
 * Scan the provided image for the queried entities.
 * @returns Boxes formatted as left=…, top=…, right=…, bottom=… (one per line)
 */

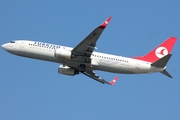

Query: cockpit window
left=10, top=41, right=16, bottom=43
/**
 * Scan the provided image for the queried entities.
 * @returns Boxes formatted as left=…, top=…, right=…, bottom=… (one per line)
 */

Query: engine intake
left=58, top=65, right=79, bottom=76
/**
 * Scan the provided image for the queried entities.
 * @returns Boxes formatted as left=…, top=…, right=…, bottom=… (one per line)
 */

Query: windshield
left=10, top=41, right=16, bottom=43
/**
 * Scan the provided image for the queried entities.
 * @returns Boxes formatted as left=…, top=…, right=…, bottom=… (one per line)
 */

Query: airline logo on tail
left=155, top=47, right=168, bottom=58
left=134, top=37, right=177, bottom=63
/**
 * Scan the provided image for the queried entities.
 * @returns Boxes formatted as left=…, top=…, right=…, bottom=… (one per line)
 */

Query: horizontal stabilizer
left=151, top=54, right=172, bottom=68
left=161, top=69, right=173, bottom=78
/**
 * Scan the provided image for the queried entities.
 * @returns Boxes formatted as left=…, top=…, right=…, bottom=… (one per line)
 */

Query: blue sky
left=1, top=0, right=180, bottom=120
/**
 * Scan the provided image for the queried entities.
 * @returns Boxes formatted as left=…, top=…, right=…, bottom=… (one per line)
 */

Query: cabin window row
left=29, top=44, right=56, bottom=49
left=92, top=54, right=128, bottom=62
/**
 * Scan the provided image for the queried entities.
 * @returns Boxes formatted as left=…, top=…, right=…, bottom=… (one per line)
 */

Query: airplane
left=1, top=17, right=177, bottom=85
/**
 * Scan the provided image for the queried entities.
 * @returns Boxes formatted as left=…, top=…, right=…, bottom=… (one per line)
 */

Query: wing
left=64, top=17, right=117, bottom=85
left=82, top=70, right=118, bottom=85
left=72, top=17, right=112, bottom=62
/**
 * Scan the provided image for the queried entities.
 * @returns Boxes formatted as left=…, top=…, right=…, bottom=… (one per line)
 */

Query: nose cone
left=1, top=44, right=6, bottom=50
left=2, top=43, right=16, bottom=54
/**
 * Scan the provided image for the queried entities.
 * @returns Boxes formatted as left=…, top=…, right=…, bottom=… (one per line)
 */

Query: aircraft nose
left=1, top=44, right=6, bottom=50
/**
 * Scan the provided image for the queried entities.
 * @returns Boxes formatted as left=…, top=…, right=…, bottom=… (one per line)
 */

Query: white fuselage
left=2, top=40, right=164, bottom=74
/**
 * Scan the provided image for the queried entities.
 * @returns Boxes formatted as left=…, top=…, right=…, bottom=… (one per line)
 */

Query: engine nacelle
left=58, top=65, right=79, bottom=76
left=55, top=47, right=72, bottom=59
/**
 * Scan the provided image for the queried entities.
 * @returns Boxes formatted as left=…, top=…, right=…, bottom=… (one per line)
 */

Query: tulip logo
left=155, top=47, right=168, bottom=58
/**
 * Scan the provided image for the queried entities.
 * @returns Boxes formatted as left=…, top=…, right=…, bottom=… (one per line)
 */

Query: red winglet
left=109, top=76, right=119, bottom=85
left=99, top=16, right=112, bottom=29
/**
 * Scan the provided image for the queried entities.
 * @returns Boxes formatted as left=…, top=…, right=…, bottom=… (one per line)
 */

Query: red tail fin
left=134, top=37, right=177, bottom=63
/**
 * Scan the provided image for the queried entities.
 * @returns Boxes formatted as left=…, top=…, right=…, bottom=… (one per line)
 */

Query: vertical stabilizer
left=134, top=37, right=177, bottom=63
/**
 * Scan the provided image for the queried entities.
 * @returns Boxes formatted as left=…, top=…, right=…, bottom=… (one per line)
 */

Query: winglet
left=99, top=16, right=112, bottom=29
left=109, top=76, right=119, bottom=85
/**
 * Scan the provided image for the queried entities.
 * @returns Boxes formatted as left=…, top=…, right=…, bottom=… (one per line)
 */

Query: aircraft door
left=136, top=62, right=140, bottom=69
left=20, top=42, right=25, bottom=48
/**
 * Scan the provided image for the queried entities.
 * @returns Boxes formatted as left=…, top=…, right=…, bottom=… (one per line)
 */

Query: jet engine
left=58, top=65, right=79, bottom=76
left=54, top=47, right=72, bottom=59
